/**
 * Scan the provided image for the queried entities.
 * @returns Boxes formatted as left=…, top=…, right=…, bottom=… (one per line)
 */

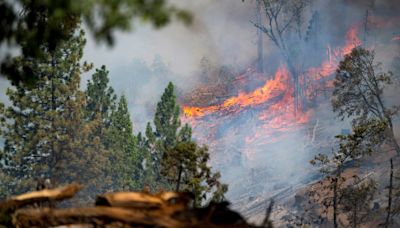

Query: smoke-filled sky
left=81, top=0, right=264, bottom=130
left=1, top=0, right=399, bottom=145
left=80, top=0, right=400, bottom=132
left=83, top=0, right=256, bottom=77
left=0, top=0, right=399, bottom=206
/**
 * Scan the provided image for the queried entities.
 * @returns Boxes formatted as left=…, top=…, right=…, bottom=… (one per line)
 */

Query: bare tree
left=255, top=0, right=265, bottom=74
left=251, top=0, right=309, bottom=112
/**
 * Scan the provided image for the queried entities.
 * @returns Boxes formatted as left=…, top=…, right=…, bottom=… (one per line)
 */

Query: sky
left=83, top=0, right=257, bottom=77
left=81, top=0, right=262, bottom=130
left=0, top=0, right=399, bottom=203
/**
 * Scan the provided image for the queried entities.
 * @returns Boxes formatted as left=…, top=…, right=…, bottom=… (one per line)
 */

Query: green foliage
left=153, top=82, right=181, bottom=149
left=161, top=141, right=228, bottom=207
left=0, top=31, right=111, bottom=199
left=341, top=178, right=376, bottom=227
left=0, top=0, right=192, bottom=85
left=142, top=82, right=227, bottom=202
left=106, top=95, right=141, bottom=191
left=310, top=126, right=380, bottom=227
left=145, top=82, right=181, bottom=190
left=333, top=47, right=395, bottom=122
left=332, top=47, right=400, bottom=154
left=85, top=67, right=144, bottom=191
left=85, top=65, right=117, bottom=124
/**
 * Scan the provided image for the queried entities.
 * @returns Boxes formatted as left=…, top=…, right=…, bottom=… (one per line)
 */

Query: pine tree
left=144, top=82, right=227, bottom=201
left=0, top=30, right=111, bottom=199
left=106, top=95, right=140, bottom=191
left=136, top=131, right=155, bottom=190
left=145, top=82, right=181, bottom=190
left=341, top=178, right=376, bottom=227
left=310, top=120, right=384, bottom=227
left=161, top=141, right=228, bottom=206
left=332, top=47, right=400, bottom=154
left=153, top=82, right=181, bottom=149
left=85, top=65, right=117, bottom=124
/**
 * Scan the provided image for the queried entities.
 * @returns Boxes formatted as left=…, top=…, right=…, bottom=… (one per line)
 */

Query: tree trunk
left=49, top=53, right=57, bottom=185
left=175, top=165, right=183, bottom=192
left=333, top=176, right=338, bottom=228
left=388, top=127, right=400, bottom=155
left=256, top=0, right=264, bottom=74
left=385, top=158, right=393, bottom=227
left=353, top=206, right=357, bottom=228
left=284, top=55, right=301, bottom=115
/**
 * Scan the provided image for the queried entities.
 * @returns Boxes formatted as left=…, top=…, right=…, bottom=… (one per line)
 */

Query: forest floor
left=246, top=144, right=400, bottom=227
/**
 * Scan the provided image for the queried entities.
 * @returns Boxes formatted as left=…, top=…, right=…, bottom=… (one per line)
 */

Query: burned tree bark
left=7, top=187, right=261, bottom=228
left=385, top=158, right=393, bottom=228
left=251, top=0, right=309, bottom=114
left=0, top=184, right=82, bottom=226
left=256, top=0, right=264, bottom=74
left=332, top=172, right=340, bottom=228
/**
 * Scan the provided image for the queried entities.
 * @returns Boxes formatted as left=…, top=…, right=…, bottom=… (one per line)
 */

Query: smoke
left=82, top=0, right=261, bottom=130
left=0, top=0, right=395, bottom=207
left=80, top=1, right=400, bottom=206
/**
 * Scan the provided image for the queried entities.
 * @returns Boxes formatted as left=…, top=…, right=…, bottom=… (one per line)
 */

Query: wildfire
left=307, top=25, right=362, bottom=81
left=183, top=67, right=288, bottom=118
left=342, top=26, right=362, bottom=55
left=181, top=25, right=362, bottom=161
left=183, top=25, right=361, bottom=120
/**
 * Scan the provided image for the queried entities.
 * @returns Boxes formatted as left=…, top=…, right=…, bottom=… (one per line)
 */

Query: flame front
left=183, top=66, right=288, bottom=118
left=181, top=26, right=362, bottom=161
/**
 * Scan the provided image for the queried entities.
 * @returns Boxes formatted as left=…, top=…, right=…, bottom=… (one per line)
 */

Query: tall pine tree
left=145, top=82, right=227, bottom=202
left=85, top=65, right=117, bottom=124
left=0, top=30, right=111, bottom=199
left=106, top=95, right=141, bottom=190
left=145, top=82, right=181, bottom=190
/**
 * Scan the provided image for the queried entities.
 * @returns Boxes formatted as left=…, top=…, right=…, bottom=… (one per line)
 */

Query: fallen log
left=13, top=204, right=256, bottom=228
left=11, top=183, right=82, bottom=203
left=0, top=184, right=82, bottom=225
left=13, top=206, right=182, bottom=227
left=3, top=185, right=268, bottom=227
left=95, top=191, right=192, bottom=210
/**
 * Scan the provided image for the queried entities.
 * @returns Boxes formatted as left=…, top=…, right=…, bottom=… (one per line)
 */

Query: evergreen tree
left=145, top=82, right=181, bottom=190
left=161, top=141, right=228, bottom=206
left=0, top=1, right=191, bottom=85
left=341, top=178, right=376, bottom=227
left=85, top=65, right=117, bottom=124
left=310, top=120, right=384, bottom=228
left=154, top=82, right=181, bottom=149
left=0, top=31, right=111, bottom=199
left=332, top=47, right=400, bottom=154
left=106, top=95, right=140, bottom=191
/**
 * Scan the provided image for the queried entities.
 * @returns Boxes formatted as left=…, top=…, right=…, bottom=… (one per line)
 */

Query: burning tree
left=251, top=0, right=310, bottom=112
left=332, top=47, right=400, bottom=155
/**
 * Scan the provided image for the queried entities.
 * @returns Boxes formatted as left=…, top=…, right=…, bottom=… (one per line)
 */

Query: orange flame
left=306, top=25, right=362, bottom=81
left=183, top=66, right=289, bottom=118
left=182, top=25, right=362, bottom=161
